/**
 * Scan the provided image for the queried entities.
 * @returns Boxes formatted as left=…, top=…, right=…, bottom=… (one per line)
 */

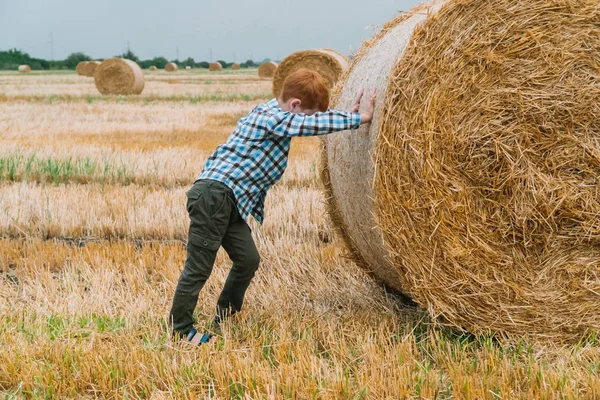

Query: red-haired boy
left=170, top=68, right=376, bottom=345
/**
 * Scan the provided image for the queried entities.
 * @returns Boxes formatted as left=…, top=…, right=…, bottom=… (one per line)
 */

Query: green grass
left=0, top=154, right=137, bottom=186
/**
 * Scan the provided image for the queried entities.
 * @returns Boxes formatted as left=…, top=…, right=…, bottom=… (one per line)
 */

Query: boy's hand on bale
left=357, top=89, right=376, bottom=125
left=351, top=89, right=365, bottom=112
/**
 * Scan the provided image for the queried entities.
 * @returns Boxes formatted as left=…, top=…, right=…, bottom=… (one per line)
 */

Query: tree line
left=0, top=49, right=264, bottom=70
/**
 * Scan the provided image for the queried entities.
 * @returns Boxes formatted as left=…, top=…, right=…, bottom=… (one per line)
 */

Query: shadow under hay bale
left=321, top=0, right=600, bottom=342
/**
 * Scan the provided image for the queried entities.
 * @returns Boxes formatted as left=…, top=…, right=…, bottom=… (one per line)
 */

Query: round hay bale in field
left=272, top=49, right=347, bottom=97
left=148, top=66, right=157, bottom=71
left=321, top=0, right=600, bottom=342
left=94, top=58, right=145, bottom=95
left=185, top=66, right=192, bottom=70
left=165, top=62, right=178, bottom=72
left=231, top=63, right=241, bottom=70
left=82, top=60, right=101, bottom=77
left=209, top=62, right=223, bottom=71
left=76, top=61, right=88, bottom=75
left=18, top=65, right=31, bottom=73
left=258, top=61, right=277, bottom=78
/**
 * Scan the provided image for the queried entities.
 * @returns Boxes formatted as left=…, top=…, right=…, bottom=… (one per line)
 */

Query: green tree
left=118, top=49, right=140, bottom=62
left=65, top=52, right=91, bottom=69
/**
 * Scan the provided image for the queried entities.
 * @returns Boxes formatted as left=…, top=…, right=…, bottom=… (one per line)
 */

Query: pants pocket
left=188, top=230, right=221, bottom=251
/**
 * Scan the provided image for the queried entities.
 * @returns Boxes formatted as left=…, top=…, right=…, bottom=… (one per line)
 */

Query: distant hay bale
left=321, top=0, right=600, bottom=342
left=76, top=61, right=88, bottom=76
left=209, top=62, right=223, bottom=71
left=185, top=66, right=192, bottom=70
left=165, top=62, right=178, bottom=72
left=231, top=63, right=241, bottom=70
left=272, top=49, right=347, bottom=97
left=18, top=65, right=31, bottom=73
left=82, top=61, right=101, bottom=77
left=148, top=66, right=157, bottom=71
left=94, top=58, right=145, bottom=95
left=258, top=61, right=277, bottom=78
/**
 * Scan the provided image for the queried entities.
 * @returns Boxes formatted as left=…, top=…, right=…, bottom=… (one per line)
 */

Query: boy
left=169, top=68, right=376, bottom=345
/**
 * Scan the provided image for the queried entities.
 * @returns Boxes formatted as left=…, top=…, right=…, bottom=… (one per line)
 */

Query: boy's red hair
left=279, top=68, right=330, bottom=112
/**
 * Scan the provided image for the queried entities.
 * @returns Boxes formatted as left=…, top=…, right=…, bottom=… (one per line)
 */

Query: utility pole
left=49, top=32, right=54, bottom=60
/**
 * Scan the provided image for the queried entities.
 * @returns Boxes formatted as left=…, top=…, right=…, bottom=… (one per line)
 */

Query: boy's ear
left=290, top=98, right=302, bottom=110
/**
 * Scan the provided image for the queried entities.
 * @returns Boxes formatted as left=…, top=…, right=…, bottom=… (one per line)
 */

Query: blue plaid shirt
left=198, top=98, right=361, bottom=224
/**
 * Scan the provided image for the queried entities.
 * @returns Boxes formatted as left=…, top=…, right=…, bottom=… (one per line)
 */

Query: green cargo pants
left=169, top=179, right=260, bottom=335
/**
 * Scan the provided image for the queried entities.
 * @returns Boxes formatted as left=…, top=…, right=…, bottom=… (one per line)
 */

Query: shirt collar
left=267, top=98, right=281, bottom=110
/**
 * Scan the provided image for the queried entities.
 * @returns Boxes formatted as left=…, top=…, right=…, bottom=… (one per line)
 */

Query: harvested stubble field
left=1, top=69, right=600, bottom=399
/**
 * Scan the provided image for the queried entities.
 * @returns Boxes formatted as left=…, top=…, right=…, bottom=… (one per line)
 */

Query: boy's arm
left=270, top=110, right=361, bottom=138
left=269, top=89, right=376, bottom=138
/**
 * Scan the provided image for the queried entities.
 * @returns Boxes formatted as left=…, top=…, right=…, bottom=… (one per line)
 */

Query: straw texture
left=18, top=65, right=31, bottom=73
left=322, top=0, right=600, bottom=342
left=272, top=49, right=348, bottom=98
left=209, top=62, right=223, bottom=72
left=94, top=58, right=145, bottom=95
left=82, top=61, right=101, bottom=77
left=258, top=61, right=278, bottom=78
left=76, top=62, right=88, bottom=76
left=165, top=63, right=178, bottom=72
left=321, top=2, right=440, bottom=297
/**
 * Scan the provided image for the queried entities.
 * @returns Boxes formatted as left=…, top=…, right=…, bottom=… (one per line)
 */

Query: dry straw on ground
left=209, top=62, right=223, bottom=71
left=165, top=62, right=178, bottom=72
left=232, top=63, right=241, bottom=70
left=82, top=60, right=101, bottom=77
left=94, top=58, right=145, bottom=95
left=258, top=61, right=278, bottom=78
left=18, top=65, right=30, bottom=73
left=148, top=66, right=157, bottom=71
left=272, top=49, right=348, bottom=97
left=321, top=0, right=600, bottom=342
left=75, top=61, right=88, bottom=76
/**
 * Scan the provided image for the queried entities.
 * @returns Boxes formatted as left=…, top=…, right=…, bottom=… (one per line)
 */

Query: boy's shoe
left=178, top=328, right=213, bottom=346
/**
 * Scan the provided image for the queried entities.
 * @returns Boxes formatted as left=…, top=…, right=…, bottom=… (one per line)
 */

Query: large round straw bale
left=209, top=62, right=223, bottom=71
left=76, top=61, right=88, bottom=76
left=165, top=62, right=178, bottom=72
left=18, top=65, right=31, bottom=73
left=148, top=66, right=157, bottom=71
left=94, top=58, right=145, bottom=95
left=272, top=49, right=347, bottom=97
left=231, top=63, right=241, bottom=70
left=258, top=61, right=277, bottom=78
left=82, top=60, right=101, bottom=77
left=185, top=66, right=192, bottom=70
left=321, top=0, right=600, bottom=342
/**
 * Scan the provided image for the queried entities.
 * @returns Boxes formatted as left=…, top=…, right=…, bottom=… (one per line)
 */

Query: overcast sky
left=0, top=0, right=421, bottom=62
